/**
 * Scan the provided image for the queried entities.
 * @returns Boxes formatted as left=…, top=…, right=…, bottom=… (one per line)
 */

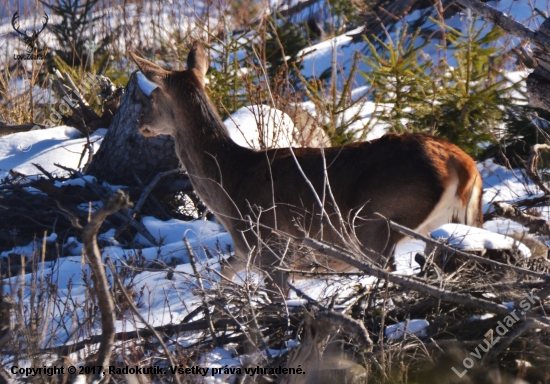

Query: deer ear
left=187, top=41, right=208, bottom=84
left=129, top=51, right=166, bottom=85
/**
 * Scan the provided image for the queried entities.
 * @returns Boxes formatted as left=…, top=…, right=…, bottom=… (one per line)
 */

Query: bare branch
left=184, top=237, right=218, bottom=346
left=296, top=234, right=550, bottom=326
left=82, top=190, right=132, bottom=383
left=454, top=0, right=538, bottom=42
left=527, top=144, right=550, bottom=195
left=492, top=201, right=550, bottom=236
left=107, top=259, right=182, bottom=384
left=32, top=163, right=55, bottom=180
left=54, top=164, right=159, bottom=246
left=295, top=236, right=513, bottom=315
left=133, top=168, right=185, bottom=213
left=482, top=319, right=548, bottom=365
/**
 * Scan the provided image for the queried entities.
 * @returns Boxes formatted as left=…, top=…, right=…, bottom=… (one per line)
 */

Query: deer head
left=129, top=42, right=209, bottom=137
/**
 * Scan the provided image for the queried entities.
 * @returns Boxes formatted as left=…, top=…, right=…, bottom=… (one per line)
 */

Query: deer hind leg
left=258, top=245, right=292, bottom=301
left=220, top=251, right=290, bottom=300
left=354, top=219, right=403, bottom=270
left=219, top=255, right=246, bottom=283
left=264, top=267, right=290, bottom=301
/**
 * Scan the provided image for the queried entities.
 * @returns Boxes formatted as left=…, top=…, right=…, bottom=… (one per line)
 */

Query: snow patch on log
left=136, top=71, right=158, bottom=96
left=385, top=319, right=429, bottom=341
left=224, top=105, right=297, bottom=149
left=430, top=223, right=531, bottom=257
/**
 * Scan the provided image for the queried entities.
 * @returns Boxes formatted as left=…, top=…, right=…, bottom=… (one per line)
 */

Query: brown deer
left=129, top=42, right=483, bottom=297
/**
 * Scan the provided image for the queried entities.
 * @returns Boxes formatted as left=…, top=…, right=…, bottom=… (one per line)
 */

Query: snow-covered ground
left=0, top=126, right=105, bottom=180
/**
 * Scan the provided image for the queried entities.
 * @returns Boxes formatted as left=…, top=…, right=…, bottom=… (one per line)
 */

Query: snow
left=136, top=71, right=159, bottom=96
left=483, top=218, right=529, bottom=237
left=199, top=347, right=241, bottom=383
left=0, top=79, right=542, bottom=358
left=385, top=319, right=429, bottom=341
left=1, top=232, right=58, bottom=257
left=299, top=28, right=364, bottom=82
left=97, top=228, right=120, bottom=246
left=141, top=216, right=223, bottom=244
left=54, top=175, right=97, bottom=187
left=112, top=219, right=233, bottom=266
left=0, top=127, right=106, bottom=181
left=224, top=105, right=297, bottom=149
left=478, top=158, right=538, bottom=213
left=430, top=223, right=532, bottom=257
left=393, top=239, right=427, bottom=275
left=1, top=216, right=233, bottom=341
left=468, top=313, right=496, bottom=322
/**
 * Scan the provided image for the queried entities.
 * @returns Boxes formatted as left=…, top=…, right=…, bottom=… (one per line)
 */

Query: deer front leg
left=219, top=245, right=290, bottom=301
left=264, top=266, right=290, bottom=302
left=258, top=244, right=292, bottom=301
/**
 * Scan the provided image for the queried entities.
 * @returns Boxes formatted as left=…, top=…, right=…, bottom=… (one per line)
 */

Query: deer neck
left=172, top=96, right=251, bottom=191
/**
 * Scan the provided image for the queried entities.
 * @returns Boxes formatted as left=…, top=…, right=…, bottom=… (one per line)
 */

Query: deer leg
left=264, top=267, right=289, bottom=301
left=219, top=255, right=245, bottom=283
left=221, top=253, right=289, bottom=301
left=254, top=244, right=290, bottom=301
left=356, top=220, right=403, bottom=269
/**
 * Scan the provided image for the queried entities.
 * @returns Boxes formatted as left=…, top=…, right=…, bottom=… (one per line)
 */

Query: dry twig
left=107, top=259, right=182, bottom=384
left=526, top=144, right=550, bottom=195
left=133, top=168, right=185, bottom=213
left=295, top=236, right=514, bottom=315
left=482, top=319, right=548, bottom=365
left=184, top=237, right=218, bottom=346
left=82, top=190, right=131, bottom=383
left=492, top=202, right=550, bottom=236
left=455, top=0, right=539, bottom=42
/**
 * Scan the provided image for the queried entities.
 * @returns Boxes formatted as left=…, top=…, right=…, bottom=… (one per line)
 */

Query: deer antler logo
left=12, top=11, right=48, bottom=54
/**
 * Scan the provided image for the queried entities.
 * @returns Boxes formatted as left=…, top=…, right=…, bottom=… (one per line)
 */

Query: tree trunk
left=525, top=19, right=550, bottom=111
left=349, top=0, right=461, bottom=42
left=86, top=72, right=179, bottom=185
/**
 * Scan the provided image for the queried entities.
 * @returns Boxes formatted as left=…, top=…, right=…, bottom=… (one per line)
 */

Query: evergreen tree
left=361, top=16, right=523, bottom=158
left=207, top=37, right=252, bottom=120
left=42, top=0, right=112, bottom=67
left=482, top=105, right=550, bottom=167
left=361, top=25, right=432, bottom=134
left=250, top=13, right=308, bottom=91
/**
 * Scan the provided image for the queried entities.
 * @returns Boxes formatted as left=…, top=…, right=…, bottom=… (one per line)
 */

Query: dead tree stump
left=86, top=72, right=180, bottom=185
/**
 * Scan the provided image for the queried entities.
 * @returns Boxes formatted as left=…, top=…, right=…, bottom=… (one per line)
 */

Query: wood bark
left=350, top=0, right=461, bottom=42
left=86, top=72, right=180, bottom=185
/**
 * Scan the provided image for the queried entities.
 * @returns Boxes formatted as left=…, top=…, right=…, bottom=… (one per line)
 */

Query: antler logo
left=12, top=11, right=48, bottom=56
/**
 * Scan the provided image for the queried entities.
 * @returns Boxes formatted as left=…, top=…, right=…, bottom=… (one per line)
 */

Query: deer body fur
left=130, top=42, right=483, bottom=296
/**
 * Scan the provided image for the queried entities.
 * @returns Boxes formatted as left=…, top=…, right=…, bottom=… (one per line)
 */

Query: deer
left=129, top=42, right=483, bottom=298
